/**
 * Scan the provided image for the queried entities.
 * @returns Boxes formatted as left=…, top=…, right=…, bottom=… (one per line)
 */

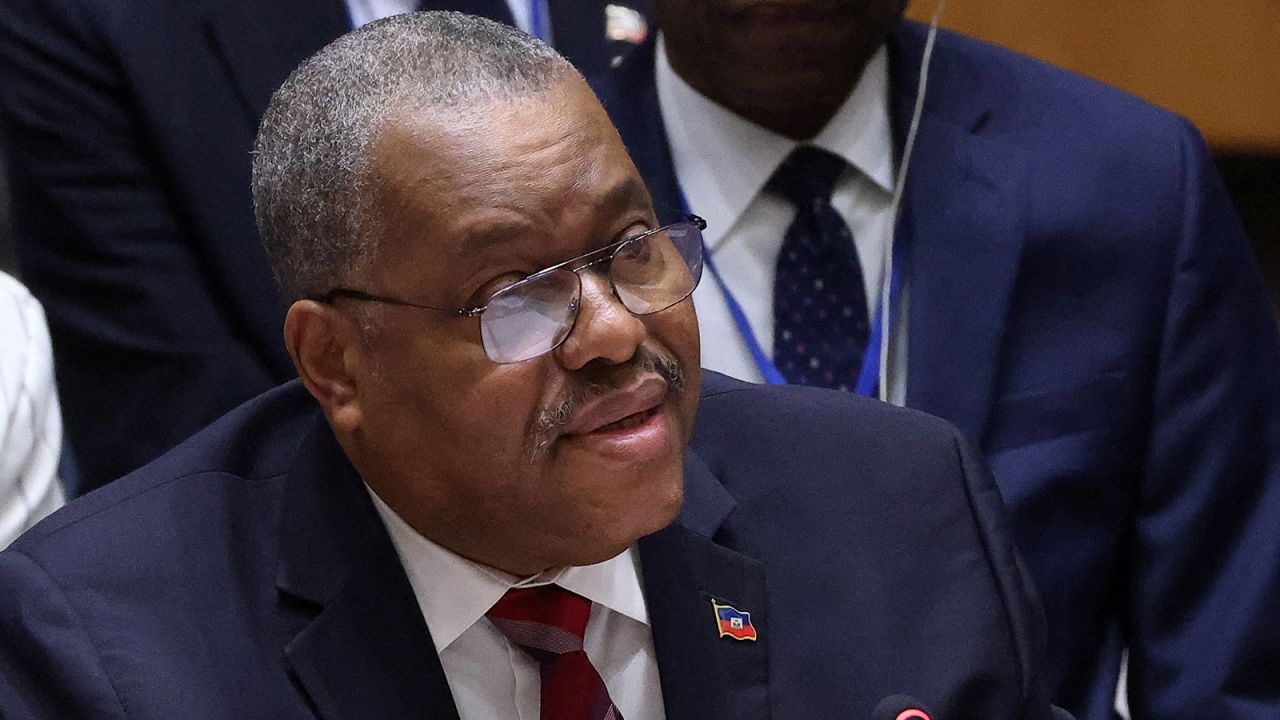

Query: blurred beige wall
left=906, top=1, right=1280, bottom=152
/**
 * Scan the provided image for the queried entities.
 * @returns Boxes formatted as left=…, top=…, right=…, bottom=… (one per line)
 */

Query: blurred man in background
left=592, top=1, right=1280, bottom=718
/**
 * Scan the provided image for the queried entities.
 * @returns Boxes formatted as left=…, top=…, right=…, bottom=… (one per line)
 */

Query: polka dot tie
left=487, top=585, right=624, bottom=720
left=768, top=145, right=869, bottom=391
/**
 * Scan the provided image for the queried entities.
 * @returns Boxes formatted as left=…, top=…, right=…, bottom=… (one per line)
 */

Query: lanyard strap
left=528, top=0, right=551, bottom=41
left=702, top=251, right=788, bottom=386
left=684, top=191, right=903, bottom=397
left=856, top=240, right=903, bottom=397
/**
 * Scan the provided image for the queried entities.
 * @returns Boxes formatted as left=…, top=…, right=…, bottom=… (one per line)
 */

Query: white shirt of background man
left=656, top=34, right=910, bottom=403
left=0, top=272, right=65, bottom=548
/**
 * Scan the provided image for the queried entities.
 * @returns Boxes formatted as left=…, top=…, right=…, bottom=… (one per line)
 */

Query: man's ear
left=284, top=300, right=366, bottom=432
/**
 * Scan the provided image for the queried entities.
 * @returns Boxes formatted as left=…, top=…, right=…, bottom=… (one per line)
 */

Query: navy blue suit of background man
left=590, top=3, right=1280, bottom=718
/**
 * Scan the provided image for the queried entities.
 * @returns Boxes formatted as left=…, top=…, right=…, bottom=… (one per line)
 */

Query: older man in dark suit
left=0, top=13, right=1062, bottom=720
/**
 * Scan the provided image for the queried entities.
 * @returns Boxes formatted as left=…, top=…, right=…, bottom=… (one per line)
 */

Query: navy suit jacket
left=0, top=0, right=651, bottom=492
left=591, top=23, right=1280, bottom=720
left=0, top=373, right=1053, bottom=719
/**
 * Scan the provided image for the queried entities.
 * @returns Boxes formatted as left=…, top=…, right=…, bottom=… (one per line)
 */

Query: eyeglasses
left=315, top=216, right=706, bottom=364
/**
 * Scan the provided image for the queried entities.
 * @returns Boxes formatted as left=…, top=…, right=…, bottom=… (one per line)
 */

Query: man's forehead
left=371, top=80, right=624, bottom=191
left=365, top=78, right=652, bottom=260
left=381, top=76, right=609, bottom=153
left=448, top=173, right=653, bottom=255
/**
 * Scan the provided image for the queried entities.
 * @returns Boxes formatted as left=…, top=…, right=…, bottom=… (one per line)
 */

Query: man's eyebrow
left=458, top=221, right=531, bottom=255
left=595, top=175, right=654, bottom=220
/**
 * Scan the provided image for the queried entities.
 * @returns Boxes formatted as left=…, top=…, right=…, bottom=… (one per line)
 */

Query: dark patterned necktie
left=487, top=585, right=624, bottom=720
left=769, top=145, right=869, bottom=390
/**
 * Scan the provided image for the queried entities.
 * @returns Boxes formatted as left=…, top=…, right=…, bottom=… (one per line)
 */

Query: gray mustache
left=536, top=348, right=686, bottom=438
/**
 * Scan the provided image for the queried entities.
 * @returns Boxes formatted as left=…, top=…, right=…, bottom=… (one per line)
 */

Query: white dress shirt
left=369, top=488, right=667, bottom=720
left=0, top=272, right=65, bottom=548
left=656, top=35, right=909, bottom=402
left=345, top=0, right=541, bottom=34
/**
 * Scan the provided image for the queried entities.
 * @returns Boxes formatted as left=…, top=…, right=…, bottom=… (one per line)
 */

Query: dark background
left=1220, top=154, right=1280, bottom=314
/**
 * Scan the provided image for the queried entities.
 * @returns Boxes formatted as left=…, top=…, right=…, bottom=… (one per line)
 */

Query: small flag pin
left=711, top=599, right=758, bottom=641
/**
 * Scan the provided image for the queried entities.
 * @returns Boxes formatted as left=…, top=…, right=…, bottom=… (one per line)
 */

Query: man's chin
left=566, top=485, right=685, bottom=565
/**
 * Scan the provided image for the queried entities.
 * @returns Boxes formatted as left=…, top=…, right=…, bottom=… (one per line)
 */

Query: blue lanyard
left=702, top=253, right=788, bottom=386
left=684, top=191, right=904, bottom=397
left=528, top=0, right=551, bottom=41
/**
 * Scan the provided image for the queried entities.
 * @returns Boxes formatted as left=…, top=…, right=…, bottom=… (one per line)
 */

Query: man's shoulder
left=687, top=375, right=1046, bottom=720
left=6, top=382, right=316, bottom=560
left=902, top=20, right=1195, bottom=157
left=690, top=373, right=992, bottom=542
left=694, top=371, right=962, bottom=465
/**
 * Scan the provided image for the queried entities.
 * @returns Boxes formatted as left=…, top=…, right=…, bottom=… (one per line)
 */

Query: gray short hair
left=252, top=11, right=575, bottom=301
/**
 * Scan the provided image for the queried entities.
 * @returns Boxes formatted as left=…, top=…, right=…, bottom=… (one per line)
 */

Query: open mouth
left=592, top=407, right=659, bottom=434
left=558, top=393, right=671, bottom=462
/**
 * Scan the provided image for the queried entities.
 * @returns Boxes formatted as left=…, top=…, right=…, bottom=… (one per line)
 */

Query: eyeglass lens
left=478, top=222, right=704, bottom=363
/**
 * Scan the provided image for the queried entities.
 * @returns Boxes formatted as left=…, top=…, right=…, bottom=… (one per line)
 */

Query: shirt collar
left=367, top=486, right=650, bottom=655
left=655, top=33, right=895, bottom=250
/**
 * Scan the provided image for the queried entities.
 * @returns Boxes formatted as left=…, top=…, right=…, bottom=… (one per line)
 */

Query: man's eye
left=473, top=273, right=526, bottom=305
left=615, top=234, right=653, bottom=264
left=619, top=223, right=653, bottom=243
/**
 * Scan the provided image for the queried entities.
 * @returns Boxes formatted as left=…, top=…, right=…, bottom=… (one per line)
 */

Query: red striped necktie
left=486, top=585, right=624, bottom=720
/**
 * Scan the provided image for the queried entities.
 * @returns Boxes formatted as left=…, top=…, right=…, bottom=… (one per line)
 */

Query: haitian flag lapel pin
left=711, top=599, right=758, bottom=641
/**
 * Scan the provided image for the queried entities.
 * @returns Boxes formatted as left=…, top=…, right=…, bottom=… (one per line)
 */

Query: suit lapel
left=889, top=22, right=1029, bottom=444
left=204, top=0, right=351, bottom=121
left=594, top=38, right=687, bottom=224
left=638, top=452, right=771, bottom=720
left=277, top=416, right=460, bottom=720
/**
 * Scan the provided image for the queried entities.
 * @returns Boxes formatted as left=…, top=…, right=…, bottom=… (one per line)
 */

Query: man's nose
left=553, top=271, right=646, bottom=370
